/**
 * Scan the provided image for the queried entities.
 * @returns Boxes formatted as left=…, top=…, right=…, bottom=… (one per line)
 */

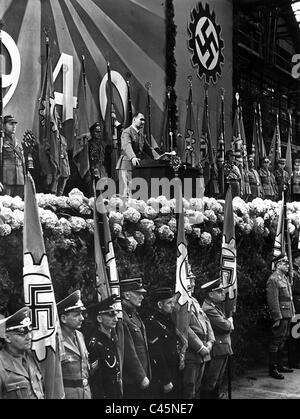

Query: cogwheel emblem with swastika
left=188, top=3, right=224, bottom=84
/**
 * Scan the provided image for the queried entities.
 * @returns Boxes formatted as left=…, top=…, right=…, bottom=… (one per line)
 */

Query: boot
left=269, top=352, right=284, bottom=380
left=277, top=350, right=294, bottom=373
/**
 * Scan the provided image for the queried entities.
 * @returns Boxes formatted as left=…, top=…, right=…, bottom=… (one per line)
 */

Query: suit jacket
left=266, top=271, right=295, bottom=321
left=186, top=297, right=215, bottom=364
left=0, top=348, right=44, bottom=399
left=202, top=299, right=233, bottom=358
left=61, top=327, right=91, bottom=399
left=116, top=125, right=159, bottom=170
left=122, top=301, right=151, bottom=386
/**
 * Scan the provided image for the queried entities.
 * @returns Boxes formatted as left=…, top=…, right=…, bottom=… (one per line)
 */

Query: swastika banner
left=23, top=173, right=64, bottom=399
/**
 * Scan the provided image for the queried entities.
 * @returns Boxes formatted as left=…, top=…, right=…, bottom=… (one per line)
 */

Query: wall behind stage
left=174, top=0, right=233, bottom=151
left=0, top=0, right=166, bottom=144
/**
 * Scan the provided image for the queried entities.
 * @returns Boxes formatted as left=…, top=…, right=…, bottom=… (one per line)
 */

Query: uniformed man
left=87, top=295, right=122, bottom=399
left=259, top=157, right=277, bottom=200
left=200, top=279, right=234, bottom=399
left=2, top=114, right=25, bottom=197
left=288, top=249, right=300, bottom=369
left=248, top=154, right=263, bottom=200
left=57, top=290, right=91, bottom=399
left=116, top=112, right=160, bottom=196
left=143, top=287, right=181, bottom=399
left=121, top=277, right=151, bottom=398
left=89, top=122, right=109, bottom=180
left=183, top=273, right=215, bottom=399
left=274, top=158, right=290, bottom=201
left=223, top=150, right=241, bottom=198
left=267, top=254, right=294, bottom=379
left=0, top=307, right=44, bottom=399
left=292, top=158, right=300, bottom=201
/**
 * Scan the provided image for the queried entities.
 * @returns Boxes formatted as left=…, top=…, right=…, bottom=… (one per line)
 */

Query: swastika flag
left=23, top=173, right=64, bottom=399
left=220, top=186, right=237, bottom=317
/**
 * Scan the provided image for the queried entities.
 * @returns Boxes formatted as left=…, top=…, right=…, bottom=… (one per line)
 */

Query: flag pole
left=167, top=86, right=173, bottom=151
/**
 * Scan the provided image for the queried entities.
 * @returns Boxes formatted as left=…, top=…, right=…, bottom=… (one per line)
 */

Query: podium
left=132, top=159, right=203, bottom=199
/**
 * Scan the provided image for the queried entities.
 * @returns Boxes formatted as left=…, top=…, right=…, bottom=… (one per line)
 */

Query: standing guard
left=2, top=115, right=25, bottom=197
left=121, top=277, right=151, bottom=398
left=87, top=295, right=122, bottom=399
left=266, top=254, right=294, bottom=379
left=200, top=279, right=234, bottom=399
left=0, top=307, right=45, bottom=399
left=143, top=287, right=181, bottom=398
left=57, top=290, right=91, bottom=399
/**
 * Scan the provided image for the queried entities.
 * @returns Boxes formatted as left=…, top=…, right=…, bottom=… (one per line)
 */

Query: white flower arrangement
left=123, top=207, right=141, bottom=223
left=158, top=225, right=174, bottom=242
left=200, top=232, right=212, bottom=246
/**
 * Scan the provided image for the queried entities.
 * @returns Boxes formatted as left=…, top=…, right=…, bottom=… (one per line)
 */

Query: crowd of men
left=224, top=150, right=300, bottom=202
left=1, top=111, right=300, bottom=203
left=0, top=274, right=234, bottom=400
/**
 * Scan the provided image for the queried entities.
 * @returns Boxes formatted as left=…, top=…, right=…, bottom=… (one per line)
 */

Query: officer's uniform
left=259, top=166, right=276, bottom=200
left=143, top=288, right=181, bottom=399
left=200, top=279, right=233, bottom=399
left=274, top=159, right=290, bottom=200
left=57, top=134, right=70, bottom=196
left=57, top=290, right=91, bottom=399
left=116, top=125, right=160, bottom=196
left=2, top=115, right=25, bottom=197
left=224, top=158, right=241, bottom=198
left=183, top=295, right=215, bottom=399
left=121, top=277, right=151, bottom=399
left=266, top=255, right=295, bottom=378
left=87, top=295, right=122, bottom=399
left=0, top=307, right=44, bottom=399
left=248, top=155, right=263, bottom=199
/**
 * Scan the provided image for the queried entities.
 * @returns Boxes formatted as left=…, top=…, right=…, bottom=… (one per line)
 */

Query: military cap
left=87, top=295, right=119, bottom=316
left=273, top=254, right=288, bottom=266
left=201, top=278, right=223, bottom=293
left=248, top=154, right=255, bottom=160
left=294, top=159, right=300, bottom=165
left=150, top=287, right=174, bottom=303
left=57, top=290, right=86, bottom=315
left=3, top=114, right=18, bottom=124
left=120, top=277, right=147, bottom=293
left=261, top=156, right=270, bottom=164
left=0, top=307, right=32, bottom=338
left=278, top=158, right=286, bottom=165
left=90, top=122, right=102, bottom=132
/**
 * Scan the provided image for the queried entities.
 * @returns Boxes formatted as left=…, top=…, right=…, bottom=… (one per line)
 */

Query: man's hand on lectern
left=132, top=157, right=141, bottom=166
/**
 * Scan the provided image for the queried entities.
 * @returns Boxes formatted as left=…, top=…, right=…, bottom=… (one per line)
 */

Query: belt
left=63, top=378, right=89, bottom=388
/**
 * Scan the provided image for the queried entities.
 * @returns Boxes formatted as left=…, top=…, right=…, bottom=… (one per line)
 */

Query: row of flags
left=181, top=83, right=295, bottom=197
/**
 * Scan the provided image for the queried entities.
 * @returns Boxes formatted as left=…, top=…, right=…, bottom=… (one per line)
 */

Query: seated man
left=116, top=112, right=161, bottom=196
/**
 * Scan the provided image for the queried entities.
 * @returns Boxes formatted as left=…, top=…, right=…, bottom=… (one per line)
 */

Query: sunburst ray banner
left=0, top=0, right=166, bottom=142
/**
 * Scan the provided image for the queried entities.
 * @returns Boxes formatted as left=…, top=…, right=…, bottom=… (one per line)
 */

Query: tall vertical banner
left=23, top=173, right=64, bottom=399
left=175, top=207, right=192, bottom=370
left=220, top=186, right=237, bottom=317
